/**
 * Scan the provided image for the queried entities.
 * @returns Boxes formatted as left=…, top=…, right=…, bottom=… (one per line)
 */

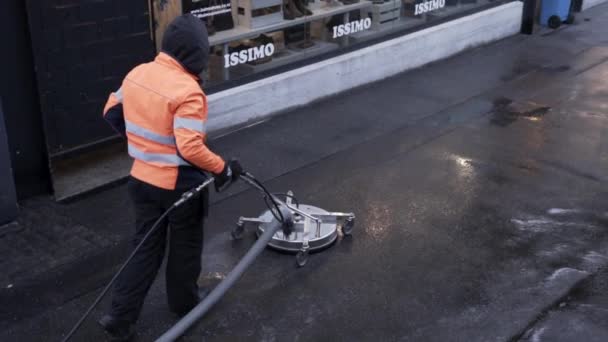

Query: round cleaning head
left=256, top=204, right=340, bottom=252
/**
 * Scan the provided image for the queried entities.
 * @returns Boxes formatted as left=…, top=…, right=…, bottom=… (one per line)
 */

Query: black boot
left=172, top=288, right=212, bottom=318
left=288, top=0, right=304, bottom=17
left=284, top=0, right=296, bottom=19
left=98, top=315, right=135, bottom=342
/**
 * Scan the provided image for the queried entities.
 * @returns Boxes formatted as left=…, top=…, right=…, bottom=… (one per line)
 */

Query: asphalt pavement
left=2, top=3, right=608, bottom=341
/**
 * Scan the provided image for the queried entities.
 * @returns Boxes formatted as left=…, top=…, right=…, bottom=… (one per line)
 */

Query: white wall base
left=207, top=2, right=523, bottom=133
left=582, top=0, right=607, bottom=11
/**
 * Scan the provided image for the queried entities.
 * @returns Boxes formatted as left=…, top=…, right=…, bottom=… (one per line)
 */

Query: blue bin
left=541, top=0, right=572, bottom=27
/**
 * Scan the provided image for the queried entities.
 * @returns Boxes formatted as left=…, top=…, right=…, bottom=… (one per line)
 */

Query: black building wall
left=0, top=0, right=50, bottom=199
left=0, top=100, right=19, bottom=224
left=24, top=0, right=155, bottom=158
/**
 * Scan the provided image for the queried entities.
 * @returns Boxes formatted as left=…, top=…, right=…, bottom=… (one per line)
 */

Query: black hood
left=161, top=14, right=209, bottom=76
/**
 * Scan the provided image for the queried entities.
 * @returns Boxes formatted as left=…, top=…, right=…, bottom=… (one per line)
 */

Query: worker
left=98, top=14, right=242, bottom=341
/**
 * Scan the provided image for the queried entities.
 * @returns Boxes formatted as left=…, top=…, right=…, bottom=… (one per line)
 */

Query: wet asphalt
left=3, top=4, right=608, bottom=342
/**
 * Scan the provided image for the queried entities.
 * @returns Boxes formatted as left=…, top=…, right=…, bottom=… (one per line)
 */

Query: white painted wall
left=582, top=0, right=607, bottom=11
left=207, top=2, right=523, bottom=133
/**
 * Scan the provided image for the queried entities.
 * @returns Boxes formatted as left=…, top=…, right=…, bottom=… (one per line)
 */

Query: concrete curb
left=514, top=249, right=608, bottom=341
left=509, top=268, right=591, bottom=341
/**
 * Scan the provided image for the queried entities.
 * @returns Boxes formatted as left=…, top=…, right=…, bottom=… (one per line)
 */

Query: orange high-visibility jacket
left=103, top=52, right=225, bottom=190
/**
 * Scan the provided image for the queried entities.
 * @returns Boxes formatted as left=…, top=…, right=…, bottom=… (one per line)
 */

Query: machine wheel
left=231, top=222, right=245, bottom=240
left=565, top=13, right=575, bottom=24
left=343, top=217, right=355, bottom=236
left=548, top=15, right=562, bottom=29
left=296, top=250, right=309, bottom=267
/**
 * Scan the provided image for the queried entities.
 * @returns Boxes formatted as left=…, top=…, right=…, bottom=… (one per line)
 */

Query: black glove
left=214, top=159, right=243, bottom=192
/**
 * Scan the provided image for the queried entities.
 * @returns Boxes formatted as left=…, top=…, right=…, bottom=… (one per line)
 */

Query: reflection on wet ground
left=491, top=97, right=551, bottom=126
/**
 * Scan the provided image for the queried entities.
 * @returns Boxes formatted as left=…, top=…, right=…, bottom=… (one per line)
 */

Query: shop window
left=152, top=0, right=512, bottom=89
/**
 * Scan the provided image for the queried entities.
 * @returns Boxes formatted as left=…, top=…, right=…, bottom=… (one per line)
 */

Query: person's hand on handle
left=213, top=159, right=243, bottom=192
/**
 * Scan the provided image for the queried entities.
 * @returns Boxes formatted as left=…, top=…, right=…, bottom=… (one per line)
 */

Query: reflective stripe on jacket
left=103, top=52, right=225, bottom=190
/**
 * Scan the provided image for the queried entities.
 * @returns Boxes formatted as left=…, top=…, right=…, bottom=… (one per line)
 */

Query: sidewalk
left=2, top=4, right=608, bottom=340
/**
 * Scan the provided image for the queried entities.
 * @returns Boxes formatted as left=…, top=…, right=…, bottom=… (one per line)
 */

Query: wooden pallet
left=237, top=0, right=284, bottom=29
left=369, top=1, right=402, bottom=27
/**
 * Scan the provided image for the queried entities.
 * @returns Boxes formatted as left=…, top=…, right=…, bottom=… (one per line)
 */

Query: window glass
left=152, top=0, right=511, bottom=88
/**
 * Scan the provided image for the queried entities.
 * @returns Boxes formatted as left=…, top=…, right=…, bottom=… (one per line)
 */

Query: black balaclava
left=161, top=14, right=209, bottom=76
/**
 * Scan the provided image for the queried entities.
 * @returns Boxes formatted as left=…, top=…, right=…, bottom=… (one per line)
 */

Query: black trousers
left=110, top=177, right=207, bottom=323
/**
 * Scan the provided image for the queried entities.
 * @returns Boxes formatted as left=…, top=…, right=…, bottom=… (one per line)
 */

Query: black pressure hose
left=155, top=172, right=292, bottom=341
left=61, top=178, right=214, bottom=342
left=155, top=218, right=284, bottom=341
left=272, top=193, right=300, bottom=208
left=62, top=173, right=287, bottom=342
left=240, top=172, right=285, bottom=222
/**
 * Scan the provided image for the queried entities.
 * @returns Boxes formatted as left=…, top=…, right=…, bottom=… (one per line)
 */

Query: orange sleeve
left=103, top=89, right=122, bottom=116
left=103, top=88, right=125, bottom=136
left=174, top=90, right=225, bottom=174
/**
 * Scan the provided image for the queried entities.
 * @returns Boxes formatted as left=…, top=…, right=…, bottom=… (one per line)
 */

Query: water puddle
left=490, top=97, right=551, bottom=127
